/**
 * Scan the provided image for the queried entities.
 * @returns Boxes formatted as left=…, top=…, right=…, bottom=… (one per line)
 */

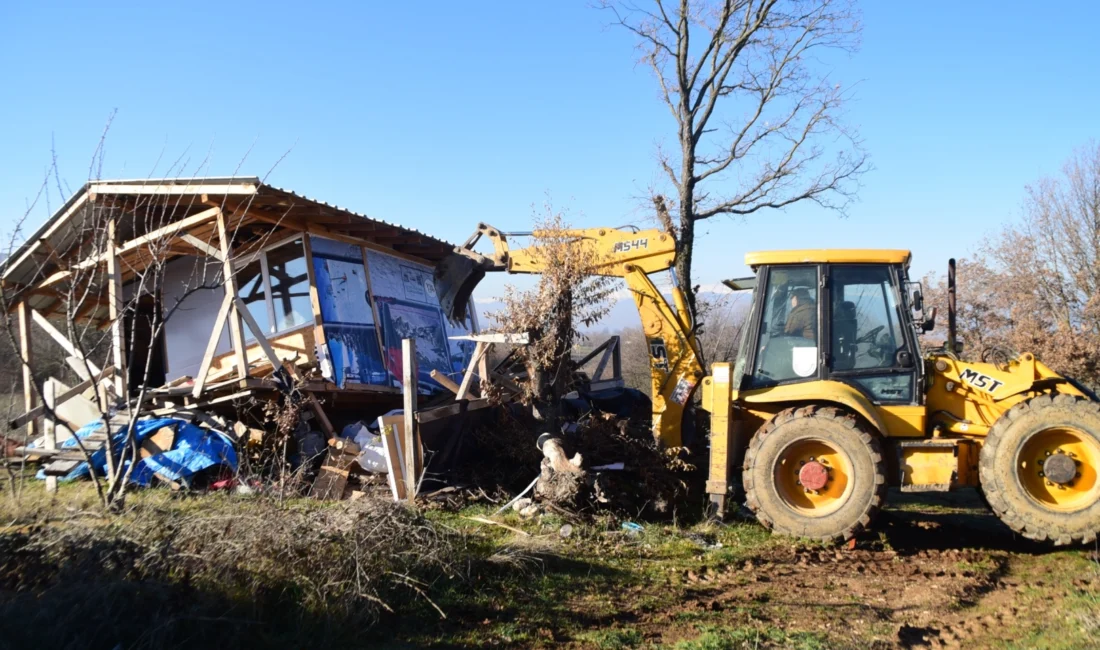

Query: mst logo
left=613, top=238, right=649, bottom=254
left=959, top=368, right=1004, bottom=393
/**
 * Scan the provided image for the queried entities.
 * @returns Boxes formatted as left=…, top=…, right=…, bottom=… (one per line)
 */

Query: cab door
left=825, top=264, right=923, bottom=434
left=743, top=264, right=822, bottom=388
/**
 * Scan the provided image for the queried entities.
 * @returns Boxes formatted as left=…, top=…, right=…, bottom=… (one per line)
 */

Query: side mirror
left=921, top=306, right=937, bottom=332
left=911, top=290, right=923, bottom=312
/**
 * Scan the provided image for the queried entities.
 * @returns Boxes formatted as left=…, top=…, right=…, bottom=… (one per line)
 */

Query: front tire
left=743, top=405, right=887, bottom=543
left=980, top=393, right=1100, bottom=545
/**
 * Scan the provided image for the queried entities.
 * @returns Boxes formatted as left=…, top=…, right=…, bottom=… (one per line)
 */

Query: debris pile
left=460, top=402, right=696, bottom=520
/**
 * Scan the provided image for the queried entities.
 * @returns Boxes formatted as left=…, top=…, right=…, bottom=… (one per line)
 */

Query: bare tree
left=0, top=136, right=297, bottom=508
left=603, top=0, right=868, bottom=314
left=922, top=141, right=1100, bottom=388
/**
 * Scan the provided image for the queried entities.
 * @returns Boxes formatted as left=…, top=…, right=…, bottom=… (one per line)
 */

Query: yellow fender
left=737, top=380, right=890, bottom=436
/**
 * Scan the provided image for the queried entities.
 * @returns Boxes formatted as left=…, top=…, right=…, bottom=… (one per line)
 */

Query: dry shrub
left=487, top=211, right=617, bottom=401
left=0, top=495, right=467, bottom=649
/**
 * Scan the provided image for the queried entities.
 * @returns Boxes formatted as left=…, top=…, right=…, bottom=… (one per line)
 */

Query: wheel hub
left=1043, top=453, right=1077, bottom=485
left=799, top=460, right=829, bottom=491
left=1017, top=425, right=1099, bottom=512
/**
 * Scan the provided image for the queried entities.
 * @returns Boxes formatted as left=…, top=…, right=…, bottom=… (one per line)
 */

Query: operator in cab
left=784, top=288, right=817, bottom=340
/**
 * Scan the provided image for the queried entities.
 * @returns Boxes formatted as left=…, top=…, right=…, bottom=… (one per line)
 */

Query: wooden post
left=455, top=341, right=487, bottom=400
left=191, top=293, right=233, bottom=398
left=106, top=219, right=126, bottom=399
left=402, top=338, right=419, bottom=501
left=44, top=382, right=57, bottom=494
left=215, top=208, right=248, bottom=379
left=16, top=302, right=37, bottom=441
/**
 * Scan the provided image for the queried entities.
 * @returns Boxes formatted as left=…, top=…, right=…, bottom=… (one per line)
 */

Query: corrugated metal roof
left=1, top=176, right=457, bottom=286
left=262, top=183, right=453, bottom=250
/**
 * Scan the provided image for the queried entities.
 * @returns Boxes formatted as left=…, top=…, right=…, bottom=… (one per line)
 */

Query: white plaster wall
left=161, top=256, right=230, bottom=380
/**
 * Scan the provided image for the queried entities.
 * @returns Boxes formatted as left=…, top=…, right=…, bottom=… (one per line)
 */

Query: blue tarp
left=36, top=417, right=237, bottom=486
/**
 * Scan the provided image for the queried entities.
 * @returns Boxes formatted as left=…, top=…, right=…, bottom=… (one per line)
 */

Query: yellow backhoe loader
left=438, top=226, right=1100, bottom=545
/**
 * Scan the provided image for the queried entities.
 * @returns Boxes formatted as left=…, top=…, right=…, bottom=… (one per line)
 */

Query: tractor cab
left=725, top=249, right=926, bottom=403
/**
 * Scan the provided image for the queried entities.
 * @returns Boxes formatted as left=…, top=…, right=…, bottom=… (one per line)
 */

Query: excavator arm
left=436, top=223, right=705, bottom=447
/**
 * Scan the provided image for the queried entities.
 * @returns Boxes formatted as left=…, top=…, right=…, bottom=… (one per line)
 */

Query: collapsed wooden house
left=3, top=177, right=478, bottom=446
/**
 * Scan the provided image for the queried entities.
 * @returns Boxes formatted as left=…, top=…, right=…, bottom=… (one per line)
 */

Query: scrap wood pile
left=461, top=404, right=697, bottom=520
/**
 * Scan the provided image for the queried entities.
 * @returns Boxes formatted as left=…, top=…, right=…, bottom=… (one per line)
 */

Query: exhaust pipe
left=947, top=258, right=957, bottom=355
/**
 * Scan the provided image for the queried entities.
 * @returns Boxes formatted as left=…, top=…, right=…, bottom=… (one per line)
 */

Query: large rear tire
left=980, top=393, right=1100, bottom=545
left=743, top=405, right=887, bottom=543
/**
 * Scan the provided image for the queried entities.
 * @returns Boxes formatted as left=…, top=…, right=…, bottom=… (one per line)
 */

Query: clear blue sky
left=2, top=1, right=1098, bottom=303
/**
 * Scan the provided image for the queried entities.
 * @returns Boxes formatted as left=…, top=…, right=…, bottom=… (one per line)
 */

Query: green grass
left=1001, top=551, right=1100, bottom=650
left=579, top=627, right=645, bottom=649
left=673, top=625, right=830, bottom=650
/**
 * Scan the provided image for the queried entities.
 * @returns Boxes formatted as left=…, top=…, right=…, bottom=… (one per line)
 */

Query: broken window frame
left=232, top=235, right=313, bottom=341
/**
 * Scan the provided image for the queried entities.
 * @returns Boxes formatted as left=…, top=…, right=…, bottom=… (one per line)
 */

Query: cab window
left=830, top=265, right=905, bottom=371
left=751, top=266, right=819, bottom=386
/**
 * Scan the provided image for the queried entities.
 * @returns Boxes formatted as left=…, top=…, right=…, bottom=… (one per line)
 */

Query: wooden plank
left=44, top=382, right=57, bottom=493
left=191, top=294, right=234, bottom=395
left=43, top=459, right=83, bottom=476
left=455, top=341, right=487, bottom=401
left=149, top=390, right=252, bottom=416
left=16, top=302, right=36, bottom=440
left=234, top=297, right=293, bottom=379
left=206, top=325, right=313, bottom=381
left=216, top=209, right=249, bottom=380
left=31, top=309, right=103, bottom=377
left=379, top=417, right=406, bottom=501
left=402, top=338, right=419, bottom=501
left=179, top=233, right=224, bottom=260
left=416, top=399, right=483, bottom=424
left=311, top=437, right=360, bottom=500
left=3, top=193, right=89, bottom=280
left=311, top=466, right=350, bottom=500
left=449, top=332, right=530, bottom=344
left=139, top=424, right=177, bottom=459
left=429, top=369, right=461, bottom=395
left=306, top=394, right=335, bottom=438
left=477, top=349, right=489, bottom=390
left=106, top=219, right=126, bottom=401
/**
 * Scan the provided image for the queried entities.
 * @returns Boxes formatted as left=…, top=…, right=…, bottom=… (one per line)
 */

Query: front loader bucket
left=435, top=252, right=487, bottom=324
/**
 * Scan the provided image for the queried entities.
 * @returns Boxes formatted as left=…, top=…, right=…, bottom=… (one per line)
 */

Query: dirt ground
left=407, top=488, right=1100, bottom=649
